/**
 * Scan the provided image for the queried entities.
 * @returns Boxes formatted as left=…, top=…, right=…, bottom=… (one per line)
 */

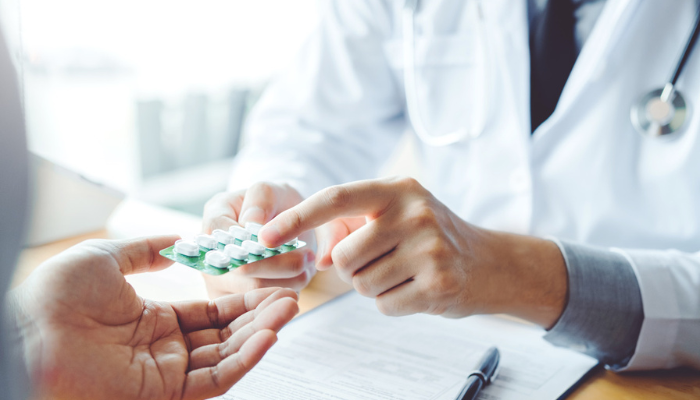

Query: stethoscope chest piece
left=630, top=5, right=700, bottom=139
left=631, top=87, right=689, bottom=138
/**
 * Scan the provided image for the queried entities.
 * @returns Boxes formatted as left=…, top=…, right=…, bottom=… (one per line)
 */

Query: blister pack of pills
left=159, top=222, right=306, bottom=275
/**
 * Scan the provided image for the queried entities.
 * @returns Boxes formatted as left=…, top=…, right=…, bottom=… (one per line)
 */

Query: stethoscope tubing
left=669, top=6, right=700, bottom=86
left=631, top=3, right=700, bottom=138
left=405, top=0, right=700, bottom=143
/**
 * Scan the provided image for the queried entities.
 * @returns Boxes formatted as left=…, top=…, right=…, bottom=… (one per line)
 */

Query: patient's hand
left=9, top=236, right=298, bottom=400
left=202, top=183, right=317, bottom=297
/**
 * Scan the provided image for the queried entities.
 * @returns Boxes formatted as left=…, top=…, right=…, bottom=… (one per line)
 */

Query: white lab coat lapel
left=533, top=0, right=640, bottom=141
left=480, top=0, right=532, bottom=142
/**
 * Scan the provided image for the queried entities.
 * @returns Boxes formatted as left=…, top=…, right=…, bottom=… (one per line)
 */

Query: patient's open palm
left=14, top=236, right=298, bottom=400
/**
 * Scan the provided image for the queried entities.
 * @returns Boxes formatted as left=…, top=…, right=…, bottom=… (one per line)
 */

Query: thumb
left=108, top=235, right=180, bottom=275
left=238, top=182, right=286, bottom=226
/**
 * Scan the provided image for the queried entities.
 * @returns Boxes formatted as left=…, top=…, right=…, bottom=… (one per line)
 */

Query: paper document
left=218, top=292, right=598, bottom=400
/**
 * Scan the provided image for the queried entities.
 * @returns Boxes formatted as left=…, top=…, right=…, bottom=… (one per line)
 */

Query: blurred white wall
left=19, top=0, right=319, bottom=89
left=10, top=0, right=319, bottom=195
left=3, top=0, right=423, bottom=225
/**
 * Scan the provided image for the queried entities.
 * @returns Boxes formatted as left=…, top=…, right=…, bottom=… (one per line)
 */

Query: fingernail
left=240, top=207, right=265, bottom=224
left=258, top=223, right=282, bottom=247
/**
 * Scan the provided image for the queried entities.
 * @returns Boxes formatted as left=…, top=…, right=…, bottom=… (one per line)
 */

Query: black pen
left=455, top=347, right=500, bottom=400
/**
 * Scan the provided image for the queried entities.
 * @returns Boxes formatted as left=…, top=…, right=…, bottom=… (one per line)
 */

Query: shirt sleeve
left=543, top=239, right=644, bottom=370
left=614, top=248, right=700, bottom=370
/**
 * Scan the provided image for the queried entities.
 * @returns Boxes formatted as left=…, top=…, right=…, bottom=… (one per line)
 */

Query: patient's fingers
left=221, top=297, right=298, bottom=356
left=185, top=329, right=225, bottom=352
left=187, top=298, right=298, bottom=371
left=184, top=288, right=297, bottom=352
left=225, top=288, right=298, bottom=338
left=173, top=288, right=290, bottom=333
left=182, top=329, right=277, bottom=400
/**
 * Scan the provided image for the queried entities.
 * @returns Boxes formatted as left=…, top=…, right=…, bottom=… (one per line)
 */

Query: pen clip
left=467, top=362, right=500, bottom=385
left=466, top=371, right=487, bottom=383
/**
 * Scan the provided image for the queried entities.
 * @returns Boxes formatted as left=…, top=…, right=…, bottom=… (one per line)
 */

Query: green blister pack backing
left=160, top=240, right=307, bottom=276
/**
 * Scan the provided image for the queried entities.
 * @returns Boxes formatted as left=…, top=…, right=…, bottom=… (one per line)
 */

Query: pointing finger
left=258, top=179, right=396, bottom=248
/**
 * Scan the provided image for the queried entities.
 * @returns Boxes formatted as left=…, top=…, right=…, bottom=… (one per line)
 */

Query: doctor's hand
left=8, top=236, right=299, bottom=400
left=202, top=183, right=317, bottom=297
left=257, top=177, right=568, bottom=328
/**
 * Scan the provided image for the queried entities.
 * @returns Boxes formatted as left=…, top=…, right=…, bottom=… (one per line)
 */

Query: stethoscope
left=403, top=0, right=700, bottom=146
left=631, top=6, right=700, bottom=138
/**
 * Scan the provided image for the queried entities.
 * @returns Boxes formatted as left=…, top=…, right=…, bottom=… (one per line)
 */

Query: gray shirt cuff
left=543, top=240, right=644, bottom=368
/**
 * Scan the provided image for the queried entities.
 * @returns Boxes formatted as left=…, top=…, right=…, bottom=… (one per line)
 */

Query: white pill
left=284, top=238, right=298, bottom=247
left=266, top=245, right=281, bottom=252
left=174, top=240, right=199, bottom=257
left=205, top=250, right=231, bottom=269
left=242, top=240, right=265, bottom=255
left=224, top=244, right=248, bottom=261
left=195, top=234, right=217, bottom=250
left=229, top=225, right=251, bottom=241
left=244, top=222, right=263, bottom=236
left=212, top=229, right=236, bottom=245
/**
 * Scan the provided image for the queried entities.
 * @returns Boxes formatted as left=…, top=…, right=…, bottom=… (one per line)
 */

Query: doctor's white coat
left=229, top=0, right=700, bottom=370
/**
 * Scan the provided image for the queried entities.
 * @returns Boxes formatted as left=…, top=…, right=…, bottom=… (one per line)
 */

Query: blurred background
left=1, top=0, right=318, bottom=215
left=1, top=0, right=322, bottom=297
left=1, top=0, right=415, bottom=300
left=2, top=0, right=419, bottom=250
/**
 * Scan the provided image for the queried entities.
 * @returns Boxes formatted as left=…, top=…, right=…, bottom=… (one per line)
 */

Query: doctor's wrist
left=484, top=232, right=568, bottom=329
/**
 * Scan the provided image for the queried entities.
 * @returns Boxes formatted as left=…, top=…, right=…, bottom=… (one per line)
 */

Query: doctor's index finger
left=258, top=179, right=396, bottom=247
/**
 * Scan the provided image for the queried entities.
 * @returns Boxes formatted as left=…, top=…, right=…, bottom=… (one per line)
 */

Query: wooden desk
left=14, top=233, right=700, bottom=399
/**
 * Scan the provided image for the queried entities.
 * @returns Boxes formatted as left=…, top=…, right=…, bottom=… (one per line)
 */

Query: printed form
left=218, top=292, right=598, bottom=400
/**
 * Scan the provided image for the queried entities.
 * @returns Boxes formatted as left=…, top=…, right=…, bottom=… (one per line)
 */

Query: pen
left=455, top=346, right=500, bottom=400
